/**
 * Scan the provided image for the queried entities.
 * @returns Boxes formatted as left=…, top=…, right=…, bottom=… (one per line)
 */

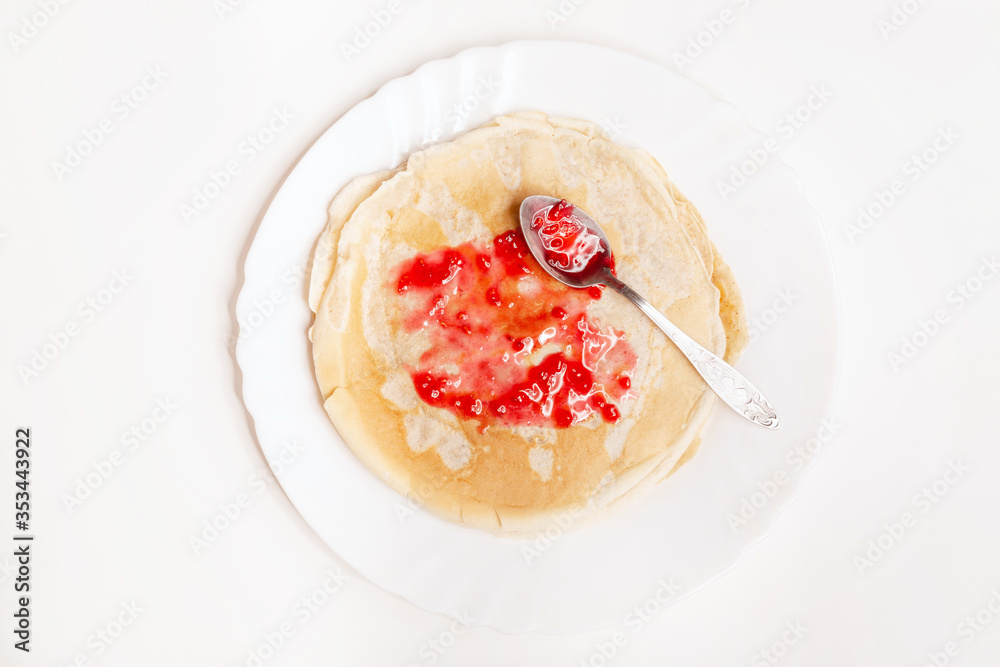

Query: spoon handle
left=603, top=275, right=780, bottom=429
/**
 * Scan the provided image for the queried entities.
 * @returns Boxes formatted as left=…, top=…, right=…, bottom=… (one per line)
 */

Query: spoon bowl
left=519, top=195, right=613, bottom=289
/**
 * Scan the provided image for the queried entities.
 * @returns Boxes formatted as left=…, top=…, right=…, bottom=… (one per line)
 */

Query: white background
left=2, top=0, right=999, bottom=665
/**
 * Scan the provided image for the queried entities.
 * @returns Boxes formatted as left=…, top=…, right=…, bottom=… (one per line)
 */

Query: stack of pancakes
left=308, top=112, right=747, bottom=534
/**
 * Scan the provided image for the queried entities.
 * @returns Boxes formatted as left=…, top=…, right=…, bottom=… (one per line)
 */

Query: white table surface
left=3, top=0, right=999, bottom=665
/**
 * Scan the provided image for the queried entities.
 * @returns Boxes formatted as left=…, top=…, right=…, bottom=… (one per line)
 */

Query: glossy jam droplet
left=392, top=228, right=638, bottom=430
left=397, top=250, right=465, bottom=293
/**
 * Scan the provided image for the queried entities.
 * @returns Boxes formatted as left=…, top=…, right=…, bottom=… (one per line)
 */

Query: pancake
left=308, top=112, right=747, bottom=534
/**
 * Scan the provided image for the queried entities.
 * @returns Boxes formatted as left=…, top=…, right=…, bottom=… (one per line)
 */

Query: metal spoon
left=519, top=195, right=779, bottom=429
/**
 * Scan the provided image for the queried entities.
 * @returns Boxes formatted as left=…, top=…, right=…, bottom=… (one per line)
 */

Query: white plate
left=235, top=40, right=840, bottom=634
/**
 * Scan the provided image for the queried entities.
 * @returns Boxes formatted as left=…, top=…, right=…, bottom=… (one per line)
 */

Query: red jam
left=529, top=199, right=615, bottom=278
left=392, top=228, right=637, bottom=431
